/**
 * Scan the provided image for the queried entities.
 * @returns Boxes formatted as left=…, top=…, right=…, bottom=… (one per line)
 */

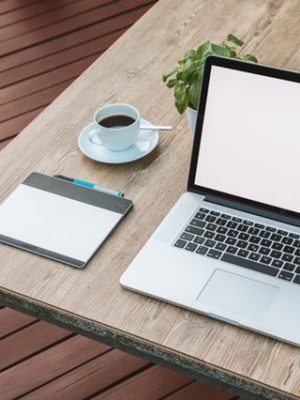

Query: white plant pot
left=185, top=106, right=197, bottom=137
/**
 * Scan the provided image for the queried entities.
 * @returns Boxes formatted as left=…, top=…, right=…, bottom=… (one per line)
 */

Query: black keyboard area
left=173, top=207, right=300, bottom=285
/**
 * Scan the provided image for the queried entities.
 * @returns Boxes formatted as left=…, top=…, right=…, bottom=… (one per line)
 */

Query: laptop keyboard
left=173, top=207, right=300, bottom=285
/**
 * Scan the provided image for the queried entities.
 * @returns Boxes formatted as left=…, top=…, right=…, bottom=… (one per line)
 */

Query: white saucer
left=78, top=118, right=159, bottom=164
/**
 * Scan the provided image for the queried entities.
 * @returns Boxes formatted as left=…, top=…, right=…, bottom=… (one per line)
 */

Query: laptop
left=120, top=55, right=300, bottom=346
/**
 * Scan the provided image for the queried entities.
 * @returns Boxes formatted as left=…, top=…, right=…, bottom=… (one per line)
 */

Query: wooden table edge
left=0, top=287, right=295, bottom=400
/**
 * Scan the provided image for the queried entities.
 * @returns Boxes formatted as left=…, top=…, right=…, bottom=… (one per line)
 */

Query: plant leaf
left=188, top=79, right=200, bottom=109
left=166, top=79, right=177, bottom=88
left=197, top=41, right=212, bottom=59
left=211, top=43, right=231, bottom=57
left=227, top=34, right=244, bottom=47
left=241, top=54, right=258, bottom=63
left=183, top=49, right=198, bottom=61
left=162, top=67, right=177, bottom=82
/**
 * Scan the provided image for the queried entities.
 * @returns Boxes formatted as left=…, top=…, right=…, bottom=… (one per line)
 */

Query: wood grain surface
left=0, top=0, right=300, bottom=399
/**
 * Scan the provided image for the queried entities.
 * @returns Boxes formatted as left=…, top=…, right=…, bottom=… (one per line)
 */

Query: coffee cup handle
left=88, top=129, right=103, bottom=146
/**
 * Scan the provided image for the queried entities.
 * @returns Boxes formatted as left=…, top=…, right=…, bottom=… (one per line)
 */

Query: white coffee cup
left=88, top=103, right=140, bottom=151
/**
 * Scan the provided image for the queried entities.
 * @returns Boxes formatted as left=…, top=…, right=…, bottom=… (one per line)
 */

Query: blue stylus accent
left=73, top=179, right=94, bottom=188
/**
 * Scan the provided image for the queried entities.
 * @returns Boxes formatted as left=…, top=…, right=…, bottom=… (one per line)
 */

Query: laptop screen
left=193, top=64, right=300, bottom=214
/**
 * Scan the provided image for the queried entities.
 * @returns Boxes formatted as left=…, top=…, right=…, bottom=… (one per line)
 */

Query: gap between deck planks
left=0, top=1, right=245, bottom=399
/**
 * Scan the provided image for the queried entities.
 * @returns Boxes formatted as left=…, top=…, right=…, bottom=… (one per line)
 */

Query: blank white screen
left=195, top=66, right=300, bottom=213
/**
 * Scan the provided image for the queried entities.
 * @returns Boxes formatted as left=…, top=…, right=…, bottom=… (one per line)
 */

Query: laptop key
left=206, top=223, right=217, bottom=231
left=237, top=249, right=249, bottom=258
left=282, top=237, right=293, bottom=245
left=199, top=208, right=209, bottom=213
left=237, top=224, right=248, bottom=232
left=283, top=263, right=295, bottom=272
left=190, top=219, right=206, bottom=228
left=238, top=232, right=249, bottom=240
left=180, top=232, right=194, bottom=241
left=205, top=215, right=216, bottom=222
left=194, top=235, right=205, bottom=244
left=248, top=244, right=259, bottom=252
left=185, top=242, right=197, bottom=252
left=261, top=256, right=271, bottom=265
left=294, top=257, right=300, bottom=265
left=249, top=252, right=260, bottom=261
left=282, top=254, right=293, bottom=262
left=204, top=231, right=214, bottom=239
left=296, top=266, right=300, bottom=274
left=261, top=239, right=271, bottom=247
left=195, top=212, right=206, bottom=220
left=266, top=226, right=276, bottom=232
left=174, top=239, right=186, bottom=248
left=293, top=240, right=300, bottom=248
left=254, top=223, right=264, bottom=229
left=271, top=259, right=283, bottom=268
left=232, top=217, right=242, bottom=222
left=249, top=236, right=260, bottom=244
left=236, top=240, right=247, bottom=249
left=215, top=243, right=227, bottom=251
left=186, top=226, right=204, bottom=236
left=204, top=239, right=216, bottom=247
left=272, top=242, right=283, bottom=250
left=226, top=221, right=237, bottom=229
left=248, top=227, right=259, bottom=235
left=226, top=246, right=238, bottom=254
left=295, top=249, right=300, bottom=256
left=228, top=229, right=239, bottom=237
left=215, top=234, right=226, bottom=242
left=270, top=233, right=282, bottom=242
left=216, top=218, right=227, bottom=226
left=210, top=211, right=220, bottom=216
left=294, top=275, right=300, bottom=284
left=225, top=237, right=236, bottom=245
left=278, top=229, right=288, bottom=236
left=196, top=245, right=209, bottom=255
left=259, top=230, right=270, bottom=238
left=270, top=250, right=281, bottom=259
left=221, top=213, right=231, bottom=219
left=289, top=233, right=300, bottom=239
left=283, top=245, right=294, bottom=254
left=259, top=247, right=270, bottom=255
left=278, top=271, right=294, bottom=281
left=207, top=249, right=222, bottom=259
left=216, top=226, right=227, bottom=234
left=243, top=220, right=253, bottom=226
left=221, top=253, right=278, bottom=276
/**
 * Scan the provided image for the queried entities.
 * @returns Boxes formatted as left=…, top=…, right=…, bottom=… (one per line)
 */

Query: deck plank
left=0, top=0, right=38, bottom=15
left=0, top=0, right=76, bottom=29
left=0, top=320, right=73, bottom=372
left=92, top=364, right=194, bottom=400
left=21, top=348, right=151, bottom=400
left=0, top=5, right=153, bottom=74
left=0, top=308, right=36, bottom=339
left=0, top=335, right=110, bottom=399
left=163, top=380, right=237, bottom=400
left=0, top=0, right=155, bottom=56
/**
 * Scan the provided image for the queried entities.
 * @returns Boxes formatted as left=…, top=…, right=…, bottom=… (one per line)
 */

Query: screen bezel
left=188, top=55, right=300, bottom=220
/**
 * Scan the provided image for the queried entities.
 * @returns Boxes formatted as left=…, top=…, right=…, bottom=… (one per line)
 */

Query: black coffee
left=98, top=115, right=135, bottom=128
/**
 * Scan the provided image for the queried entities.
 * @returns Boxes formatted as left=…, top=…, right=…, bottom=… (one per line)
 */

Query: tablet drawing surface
left=0, top=173, right=133, bottom=268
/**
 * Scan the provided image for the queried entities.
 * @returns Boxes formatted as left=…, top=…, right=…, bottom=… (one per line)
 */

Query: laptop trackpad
left=197, top=269, right=279, bottom=321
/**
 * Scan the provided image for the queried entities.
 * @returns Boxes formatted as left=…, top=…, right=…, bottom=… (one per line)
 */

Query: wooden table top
left=0, top=1, right=300, bottom=399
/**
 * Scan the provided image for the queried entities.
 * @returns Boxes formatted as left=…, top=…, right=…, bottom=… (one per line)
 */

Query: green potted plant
left=162, top=34, right=258, bottom=136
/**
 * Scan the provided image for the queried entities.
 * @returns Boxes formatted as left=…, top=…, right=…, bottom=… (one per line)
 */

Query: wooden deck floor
left=0, top=1, right=245, bottom=398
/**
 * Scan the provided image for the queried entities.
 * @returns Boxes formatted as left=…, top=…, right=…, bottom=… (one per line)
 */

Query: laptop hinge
left=204, top=194, right=300, bottom=228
